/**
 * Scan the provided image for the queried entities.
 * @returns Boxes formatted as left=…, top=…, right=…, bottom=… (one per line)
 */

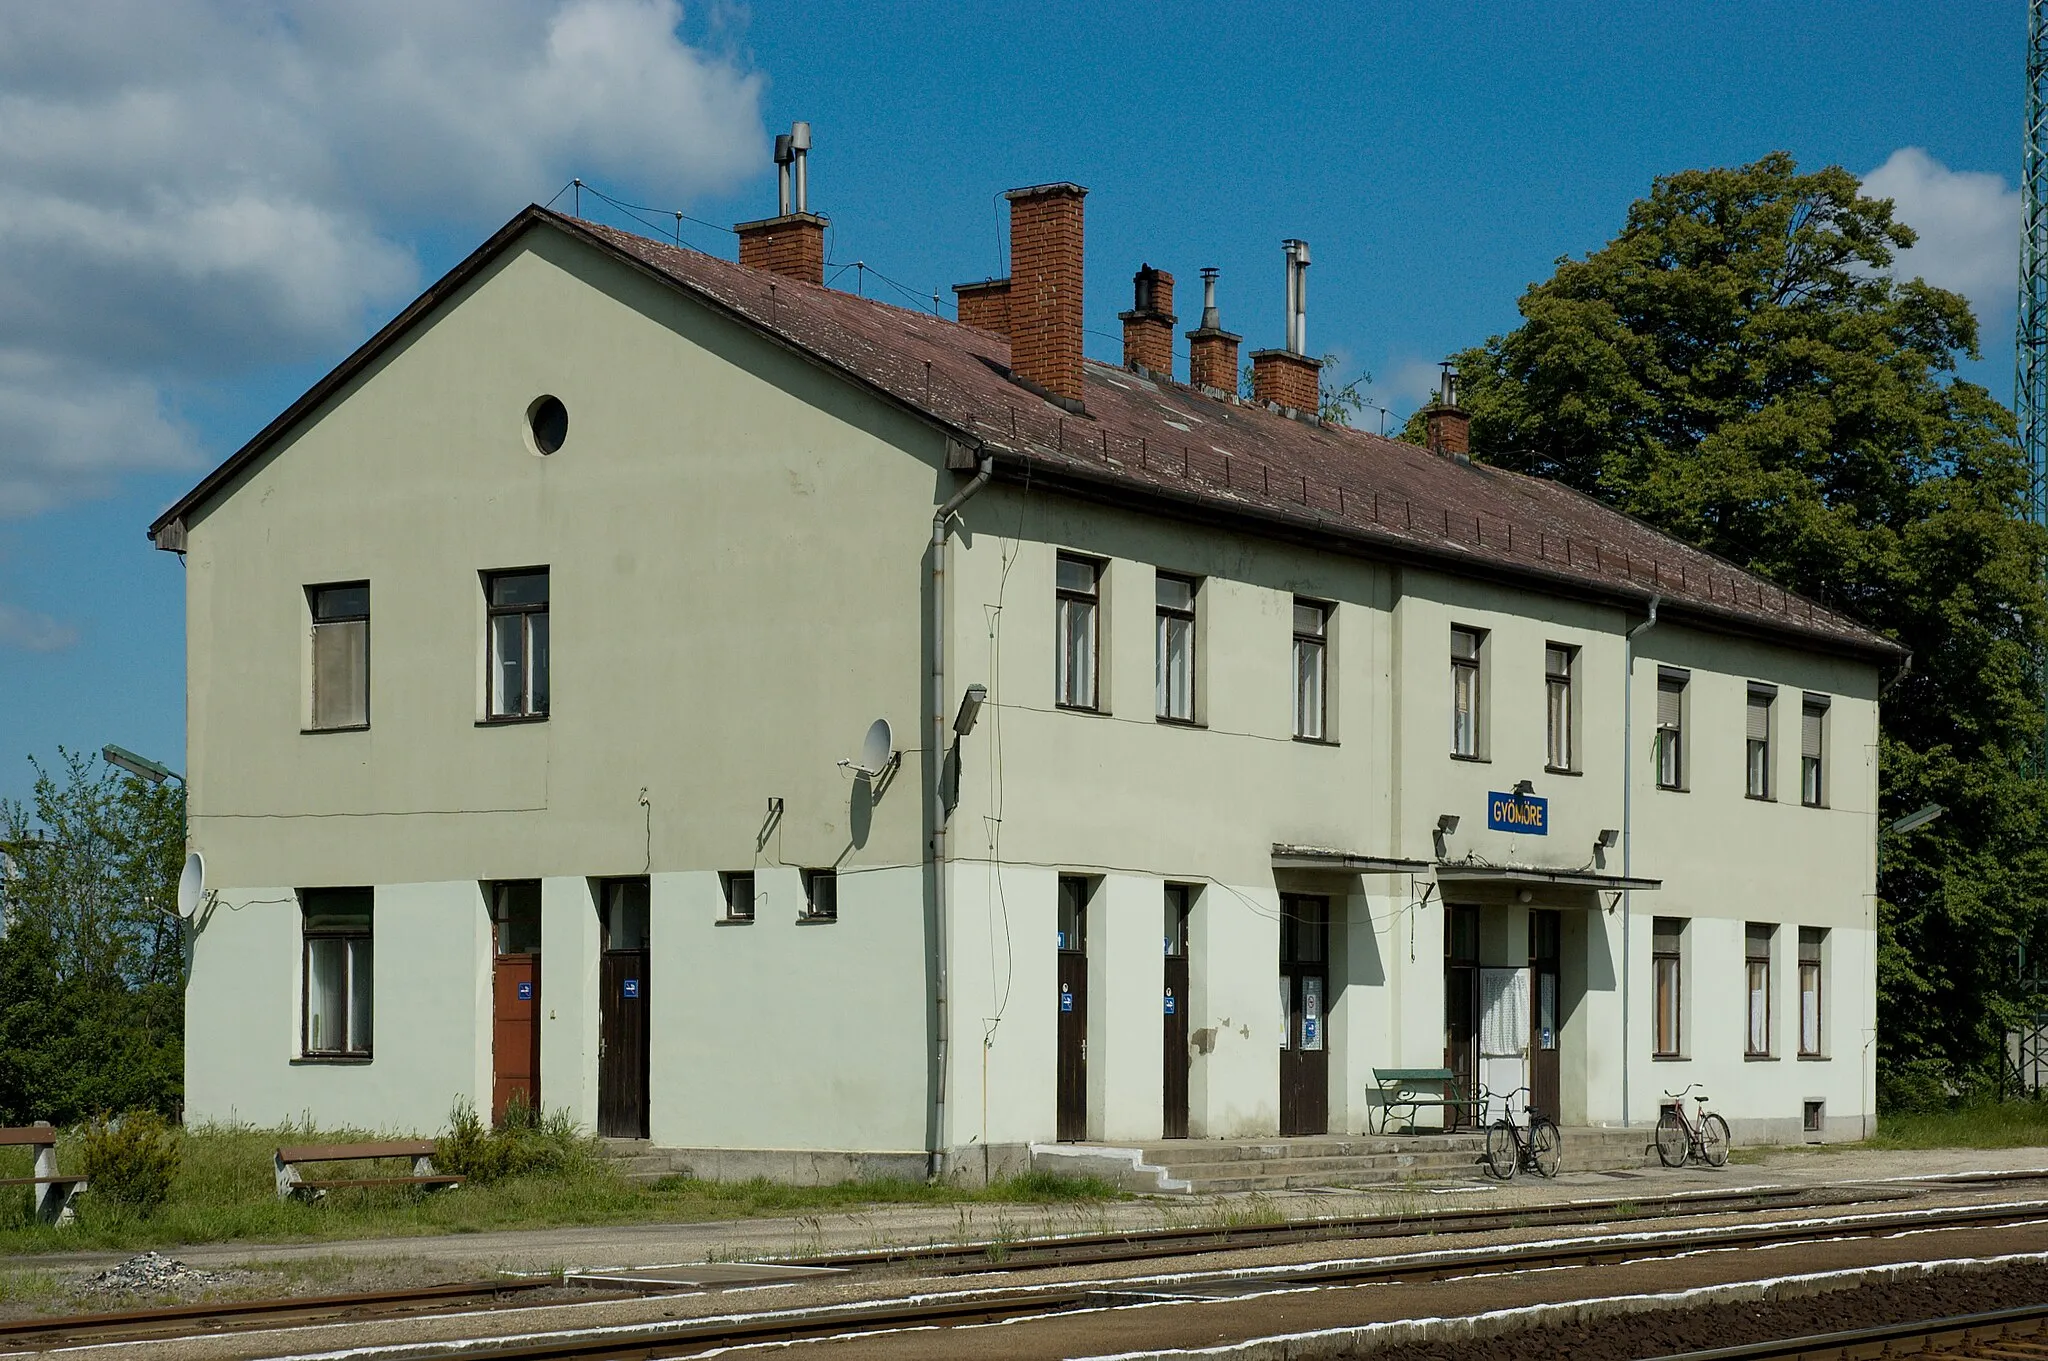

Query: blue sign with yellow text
left=1487, top=791, right=1549, bottom=835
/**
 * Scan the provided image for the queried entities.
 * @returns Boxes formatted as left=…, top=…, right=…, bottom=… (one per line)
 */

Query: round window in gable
left=526, top=395, right=569, bottom=455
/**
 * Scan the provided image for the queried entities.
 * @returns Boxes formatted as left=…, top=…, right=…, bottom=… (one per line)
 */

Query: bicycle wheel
left=1529, top=1118, right=1563, bottom=1178
left=1701, top=1113, right=1731, bottom=1167
left=1655, top=1110, right=1688, bottom=1167
left=1484, top=1120, right=1519, bottom=1180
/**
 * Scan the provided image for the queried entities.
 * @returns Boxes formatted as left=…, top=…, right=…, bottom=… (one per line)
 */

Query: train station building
left=154, top=157, right=1896, bottom=1179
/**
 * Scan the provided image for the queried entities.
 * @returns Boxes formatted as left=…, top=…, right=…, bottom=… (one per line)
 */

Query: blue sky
left=0, top=0, right=2021, bottom=806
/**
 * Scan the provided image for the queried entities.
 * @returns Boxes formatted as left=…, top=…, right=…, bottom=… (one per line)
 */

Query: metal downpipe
left=929, top=457, right=994, bottom=1181
left=1621, top=595, right=1660, bottom=1130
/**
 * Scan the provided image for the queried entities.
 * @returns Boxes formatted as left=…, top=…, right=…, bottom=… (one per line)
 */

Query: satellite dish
left=837, top=718, right=893, bottom=777
left=176, top=851, right=206, bottom=919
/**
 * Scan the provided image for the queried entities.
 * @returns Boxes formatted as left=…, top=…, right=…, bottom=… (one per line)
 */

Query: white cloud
left=0, top=0, right=764, bottom=515
left=1385, top=357, right=1449, bottom=414
left=0, top=601, right=79, bottom=653
left=1862, top=147, right=2020, bottom=324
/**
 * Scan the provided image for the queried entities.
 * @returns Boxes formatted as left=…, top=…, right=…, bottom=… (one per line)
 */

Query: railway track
left=1648, top=1301, right=2048, bottom=1358
left=268, top=1200, right=2048, bottom=1361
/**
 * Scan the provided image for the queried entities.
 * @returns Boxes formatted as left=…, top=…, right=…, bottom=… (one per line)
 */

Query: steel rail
left=780, top=1183, right=1909, bottom=1274
left=365, top=1201, right=2048, bottom=1361
left=1644, top=1300, right=2048, bottom=1359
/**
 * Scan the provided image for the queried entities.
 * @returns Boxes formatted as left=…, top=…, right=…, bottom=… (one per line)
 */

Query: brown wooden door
left=1279, top=895, right=1329, bottom=1137
left=1163, top=884, right=1192, bottom=1139
left=599, top=950, right=649, bottom=1138
left=492, top=955, right=540, bottom=1124
left=1056, top=876, right=1089, bottom=1142
left=1530, top=909, right=1562, bottom=1124
left=1445, top=904, right=1480, bottom=1128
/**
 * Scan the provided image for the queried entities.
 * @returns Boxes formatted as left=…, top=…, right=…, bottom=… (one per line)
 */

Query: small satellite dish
left=176, top=851, right=206, bottom=919
left=838, top=718, right=894, bottom=777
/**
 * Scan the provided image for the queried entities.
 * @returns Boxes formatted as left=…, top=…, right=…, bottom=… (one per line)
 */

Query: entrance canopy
left=1271, top=844, right=1432, bottom=874
left=1433, top=865, right=1661, bottom=893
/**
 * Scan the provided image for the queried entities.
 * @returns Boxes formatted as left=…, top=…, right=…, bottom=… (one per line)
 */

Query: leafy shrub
left=77, top=1110, right=181, bottom=1214
left=436, top=1096, right=595, bottom=1185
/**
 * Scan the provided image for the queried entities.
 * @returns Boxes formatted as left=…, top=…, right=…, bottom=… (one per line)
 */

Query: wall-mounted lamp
left=1436, top=814, right=1461, bottom=836
left=954, top=683, right=987, bottom=736
left=1597, top=828, right=1620, bottom=849
left=1511, top=779, right=1536, bottom=798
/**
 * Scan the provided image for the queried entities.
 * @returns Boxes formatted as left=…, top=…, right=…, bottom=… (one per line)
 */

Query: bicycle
left=1655, top=1084, right=1731, bottom=1168
left=1480, top=1085, right=1562, bottom=1180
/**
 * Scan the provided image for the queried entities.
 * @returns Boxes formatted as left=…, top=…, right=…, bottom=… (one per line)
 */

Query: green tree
left=0, top=750, right=184, bottom=1121
left=1405, top=152, right=2048, bottom=1102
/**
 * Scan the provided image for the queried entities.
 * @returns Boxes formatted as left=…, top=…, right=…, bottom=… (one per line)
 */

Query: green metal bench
left=1369, top=1067, right=1480, bottom=1134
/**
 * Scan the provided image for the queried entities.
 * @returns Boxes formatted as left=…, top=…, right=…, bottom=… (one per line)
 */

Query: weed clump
left=435, top=1096, right=596, bottom=1184
left=77, top=1111, right=181, bottom=1214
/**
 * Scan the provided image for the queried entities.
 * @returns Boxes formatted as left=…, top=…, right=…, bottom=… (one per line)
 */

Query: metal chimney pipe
left=773, top=133, right=794, bottom=216
left=1200, top=267, right=1221, bottom=330
left=1284, top=239, right=1310, bottom=355
left=790, top=121, right=812, bottom=214
left=1282, top=242, right=1298, bottom=354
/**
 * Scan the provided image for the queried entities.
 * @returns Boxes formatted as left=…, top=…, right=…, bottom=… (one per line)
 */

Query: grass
left=0, top=1124, right=1123, bottom=1258
left=1869, top=1101, right=2048, bottom=1150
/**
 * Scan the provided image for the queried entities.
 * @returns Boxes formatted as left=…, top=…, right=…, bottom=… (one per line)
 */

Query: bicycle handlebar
left=1663, top=1083, right=1703, bottom=1099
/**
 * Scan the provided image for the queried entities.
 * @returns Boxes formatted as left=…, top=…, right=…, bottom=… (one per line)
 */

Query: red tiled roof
left=151, top=206, right=1899, bottom=662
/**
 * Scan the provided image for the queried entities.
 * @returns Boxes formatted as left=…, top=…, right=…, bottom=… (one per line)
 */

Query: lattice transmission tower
left=2024, top=0, right=2048, bottom=770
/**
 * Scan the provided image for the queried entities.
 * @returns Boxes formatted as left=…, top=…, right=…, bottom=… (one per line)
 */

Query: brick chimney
left=735, top=121, right=828, bottom=285
left=1186, top=267, right=1241, bottom=396
left=952, top=278, right=1011, bottom=335
left=1424, top=362, right=1471, bottom=459
left=1249, top=239, right=1319, bottom=416
left=1119, top=265, right=1176, bottom=378
left=1004, top=182, right=1088, bottom=408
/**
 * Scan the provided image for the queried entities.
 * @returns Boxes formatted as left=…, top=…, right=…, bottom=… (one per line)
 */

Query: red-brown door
left=492, top=955, right=540, bottom=1124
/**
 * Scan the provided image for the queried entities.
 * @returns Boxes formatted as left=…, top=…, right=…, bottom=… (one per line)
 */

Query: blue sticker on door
left=1060, top=983, right=1073, bottom=1013
left=623, top=978, right=640, bottom=999
left=1164, top=989, right=1177, bottom=1015
left=517, top=981, right=533, bottom=1001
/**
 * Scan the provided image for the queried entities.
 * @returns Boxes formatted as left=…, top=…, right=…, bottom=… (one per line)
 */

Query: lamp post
left=101, top=745, right=181, bottom=787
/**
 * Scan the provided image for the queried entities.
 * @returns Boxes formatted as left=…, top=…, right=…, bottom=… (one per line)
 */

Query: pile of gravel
left=79, top=1251, right=248, bottom=1296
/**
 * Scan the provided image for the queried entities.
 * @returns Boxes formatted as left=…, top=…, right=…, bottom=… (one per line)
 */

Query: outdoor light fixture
left=953, top=683, right=987, bottom=736
left=1597, top=829, right=1620, bottom=848
left=1887, top=803, right=1945, bottom=836
left=1511, top=778, right=1536, bottom=798
left=1435, top=814, right=1460, bottom=835
left=102, top=744, right=181, bottom=786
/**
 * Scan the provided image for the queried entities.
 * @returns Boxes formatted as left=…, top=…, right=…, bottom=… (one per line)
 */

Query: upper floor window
left=1655, top=668, right=1687, bottom=790
left=1746, top=685, right=1775, bottom=799
left=1451, top=627, right=1483, bottom=757
left=308, top=583, right=369, bottom=731
left=1292, top=599, right=1329, bottom=740
left=1745, top=922, right=1775, bottom=1056
left=1155, top=573, right=1197, bottom=723
left=1545, top=643, right=1576, bottom=771
left=1798, top=927, right=1826, bottom=1055
left=302, top=887, right=373, bottom=1058
left=1652, top=917, right=1684, bottom=1057
left=487, top=569, right=550, bottom=720
left=1055, top=554, right=1100, bottom=711
left=1801, top=695, right=1829, bottom=807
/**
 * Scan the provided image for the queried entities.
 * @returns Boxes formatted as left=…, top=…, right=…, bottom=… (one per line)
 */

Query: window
left=302, top=888, right=373, bottom=1058
left=1803, top=1100, right=1825, bottom=1135
left=1652, top=917, right=1683, bottom=1057
left=526, top=395, right=568, bottom=455
left=1055, top=555, right=1100, bottom=710
left=1545, top=644, right=1576, bottom=771
left=308, top=583, right=369, bottom=730
left=1292, top=600, right=1329, bottom=740
left=1746, top=923, right=1774, bottom=1056
left=1746, top=685, right=1775, bottom=799
left=1155, top=573, right=1197, bottom=723
left=1164, top=883, right=1192, bottom=957
left=490, top=880, right=541, bottom=955
left=486, top=570, right=550, bottom=719
left=1656, top=668, right=1687, bottom=789
left=1799, top=927, right=1826, bottom=1055
left=1451, top=627, right=1484, bottom=757
left=802, top=869, right=838, bottom=921
left=1057, top=876, right=1089, bottom=952
left=720, top=872, right=755, bottom=923
left=1801, top=695, right=1829, bottom=807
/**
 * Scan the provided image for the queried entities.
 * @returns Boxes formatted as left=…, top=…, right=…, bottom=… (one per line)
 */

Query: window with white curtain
left=486, top=569, right=550, bottom=719
left=1746, top=922, right=1775, bottom=1056
left=302, top=888, right=373, bottom=1057
left=1055, top=555, right=1100, bottom=710
left=1653, top=917, right=1684, bottom=1057
left=1656, top=669, right=1688, bottom=789
left=1545, top=644, right=1576, bottom=770
left=1799, top=927, right=1826, bottom=1055
left=1155, top=573, right=1196, bottom=722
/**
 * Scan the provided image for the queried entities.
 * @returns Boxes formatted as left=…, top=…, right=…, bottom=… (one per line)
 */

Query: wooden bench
left=274, top=1140, right=464, bottom=1202
left=1369, top=1068, right=1481, bottom=1135
left=0, top=1124, right=88, bottom=1225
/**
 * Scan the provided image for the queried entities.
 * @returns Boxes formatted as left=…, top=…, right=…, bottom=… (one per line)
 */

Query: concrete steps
left=1034, top=1126, right=1655, bottom=1194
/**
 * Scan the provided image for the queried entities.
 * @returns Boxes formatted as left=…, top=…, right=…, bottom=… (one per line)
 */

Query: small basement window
left=527, top=395, right=569, bottom=455
left=721, top=871, right=756, bottom=923
left=801, top=869, right=837, bottom=921
left=1803, top=1100, right=1825, bottom=1137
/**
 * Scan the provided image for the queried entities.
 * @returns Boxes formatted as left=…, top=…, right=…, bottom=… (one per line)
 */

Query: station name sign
left=1487, top=791, right=1549, bottom=835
